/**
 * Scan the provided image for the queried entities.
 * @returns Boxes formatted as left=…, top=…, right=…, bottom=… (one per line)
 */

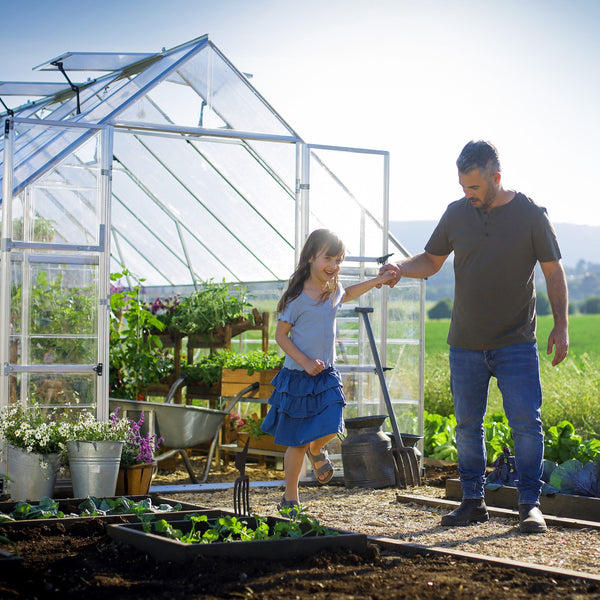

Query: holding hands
left=377, top=263, right=402, bottom=288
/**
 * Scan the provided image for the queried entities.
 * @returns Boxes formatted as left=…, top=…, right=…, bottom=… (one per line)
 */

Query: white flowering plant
left=0, top=403, right=71, bottom=455
left=0, top=404, right=133, bottom=459
left=67, top=408, right=131, bottom=442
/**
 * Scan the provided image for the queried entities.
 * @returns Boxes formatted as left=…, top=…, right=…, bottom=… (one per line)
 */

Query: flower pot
left=7, top=445, right=62, bottom=502
left=115, top=462, right=156, bottom=496
left=67, top=440, right=124, bottom=498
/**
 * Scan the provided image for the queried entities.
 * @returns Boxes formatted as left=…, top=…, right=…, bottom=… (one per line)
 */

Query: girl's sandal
left=277, top=495, right=299, bottom=517
left=306, top=448, right=335, bottom=484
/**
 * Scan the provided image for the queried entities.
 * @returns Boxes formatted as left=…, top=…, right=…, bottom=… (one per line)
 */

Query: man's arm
left=380, top=251, right=449, bottom=287
left=540, top=259, right=569, bottom=366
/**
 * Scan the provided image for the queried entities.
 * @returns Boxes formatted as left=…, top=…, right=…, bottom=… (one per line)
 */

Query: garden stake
left=355, top=307, right=421, bottom=488
left=233, top=436, right=251, bottom=517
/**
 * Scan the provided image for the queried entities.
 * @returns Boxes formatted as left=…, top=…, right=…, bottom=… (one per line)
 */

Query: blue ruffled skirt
left=260, top=367, right=346, bottom=447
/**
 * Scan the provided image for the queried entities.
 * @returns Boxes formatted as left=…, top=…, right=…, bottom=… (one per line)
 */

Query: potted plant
left=0, top=403, right=69, bottom=502
left=114, top=410, right=163, bottom=496
left=167, top=279, right=254, bottom=341
left=109, top=270, right=172, bottom=400
left=65, top=409, right=132, bottom=498
left=219, top=349, right=283, bottom=399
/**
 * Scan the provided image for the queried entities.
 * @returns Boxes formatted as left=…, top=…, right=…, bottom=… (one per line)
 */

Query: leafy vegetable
left=0, top=496, right=182, bottom=522
left=549, top=458, right=600, bottom=497
left=145, top=508, right=338, bottom=545
left=181, top=350, right=283, bottom=387
left=423, top=412, right=457, bottom=461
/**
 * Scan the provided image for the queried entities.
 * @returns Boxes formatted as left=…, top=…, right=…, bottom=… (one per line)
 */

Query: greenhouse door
left=0, top=119, right=113, bottom=420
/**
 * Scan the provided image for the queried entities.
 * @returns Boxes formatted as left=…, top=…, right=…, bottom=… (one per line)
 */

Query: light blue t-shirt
left=278, top=284, right=345, bottom=371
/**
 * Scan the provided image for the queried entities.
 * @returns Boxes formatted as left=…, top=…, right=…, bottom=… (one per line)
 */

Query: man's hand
left=547, top=326, right=569, bottom=366
left=378, top=263, right=402, bottom=288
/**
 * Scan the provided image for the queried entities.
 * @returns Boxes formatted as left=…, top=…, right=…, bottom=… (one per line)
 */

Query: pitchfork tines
left=233, top=437, right=251, bottom=517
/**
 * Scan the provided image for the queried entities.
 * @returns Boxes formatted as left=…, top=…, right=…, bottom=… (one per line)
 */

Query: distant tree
left=428, top=298, right=453, bottom=320
left=536, top=292, right=551, bottom=316
left=581, top=296, right=600, bottom=314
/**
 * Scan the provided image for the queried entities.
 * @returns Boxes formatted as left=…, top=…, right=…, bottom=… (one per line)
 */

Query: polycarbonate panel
left=387, top=280, right=423, bottom=340
left=11, top=259, right=99, bottom=365
left=0, top=82, right=70, bottom=96
left=110, top=232, right=187, bottom=287
left=307, top=148, right=388, bottom=259
left=11, top=134, right=101, bottom=246
left=9, top=373, right=97, bottom=409
left=33, top=52, right=157, bottom=72
left=111, top=130, right=295, bottom=284
left=164, top=43, right=295, bottom=136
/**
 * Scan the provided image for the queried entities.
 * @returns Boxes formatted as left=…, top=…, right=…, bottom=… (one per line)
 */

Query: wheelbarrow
left=109, top=379, right=260, bottom=484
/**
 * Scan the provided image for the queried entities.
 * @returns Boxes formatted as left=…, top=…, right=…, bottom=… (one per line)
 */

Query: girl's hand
left=303, top=358, right=325, bottom=376
left=374, top=271, right=396, bottom=288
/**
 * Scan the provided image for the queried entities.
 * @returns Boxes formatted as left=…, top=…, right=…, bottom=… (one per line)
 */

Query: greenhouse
left=0, top=35, right=425, bottom=475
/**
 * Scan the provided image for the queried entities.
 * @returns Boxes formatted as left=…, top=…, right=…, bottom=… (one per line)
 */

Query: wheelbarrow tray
left=109, top=398, right=228, bottom=448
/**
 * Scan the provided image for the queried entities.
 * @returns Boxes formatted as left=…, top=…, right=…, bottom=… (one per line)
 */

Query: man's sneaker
left=440, top=499, right=489, bottom=526
left=519, top=504, right=547, bottom=533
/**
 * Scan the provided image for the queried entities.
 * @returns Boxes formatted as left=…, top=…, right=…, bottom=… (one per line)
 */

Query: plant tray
left=445, top=478, right=600, bottom=522
left=107, top=514, right=367, bottom=562
left=0, top=496, right=211, bottom=531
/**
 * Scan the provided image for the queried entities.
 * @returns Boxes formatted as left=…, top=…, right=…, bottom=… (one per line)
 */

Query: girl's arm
left=275, top=319, right=325, bottom=375
left=342, top=273, right=395, bottom=304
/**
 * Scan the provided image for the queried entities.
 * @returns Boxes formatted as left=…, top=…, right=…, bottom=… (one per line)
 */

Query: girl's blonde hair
left=277, top=229, right=345, bottom=313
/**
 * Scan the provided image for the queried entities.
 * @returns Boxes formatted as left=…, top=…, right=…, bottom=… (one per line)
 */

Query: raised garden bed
left=0, top=495, right=209, bottom=532
left=445, top=478, right=600, bottom=522
left=107, top=511, right=367, bottom=562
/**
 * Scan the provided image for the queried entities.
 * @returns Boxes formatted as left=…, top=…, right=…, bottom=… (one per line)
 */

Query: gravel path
left=161, top=484, right=600, bottom=576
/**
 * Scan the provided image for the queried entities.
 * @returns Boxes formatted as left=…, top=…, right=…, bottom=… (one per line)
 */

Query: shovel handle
left=355, top=307, right=404, bottom=446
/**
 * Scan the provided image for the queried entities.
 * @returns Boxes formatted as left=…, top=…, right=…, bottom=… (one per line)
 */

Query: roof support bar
left=51, top=61, right=81, bottom=114
left=0, top=97, right=13, bottom=117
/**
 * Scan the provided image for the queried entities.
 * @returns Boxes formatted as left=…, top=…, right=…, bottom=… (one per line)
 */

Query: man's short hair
left=456, top=140, right=501, bottom=175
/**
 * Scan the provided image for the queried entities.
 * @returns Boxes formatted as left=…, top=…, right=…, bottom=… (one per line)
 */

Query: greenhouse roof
left=0, top=35, right=406, bottom=288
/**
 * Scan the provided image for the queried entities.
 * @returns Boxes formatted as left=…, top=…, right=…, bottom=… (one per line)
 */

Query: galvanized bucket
left=67, top=440, right=124, bottom=498
left=7, top=444, right=62, bottom=502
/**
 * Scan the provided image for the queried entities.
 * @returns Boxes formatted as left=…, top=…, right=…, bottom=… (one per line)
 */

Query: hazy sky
left=2, top=0, right=599, bottom=226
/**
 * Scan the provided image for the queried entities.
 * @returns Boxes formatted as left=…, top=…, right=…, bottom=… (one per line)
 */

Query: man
left=382, top=140, right=569, bottom=533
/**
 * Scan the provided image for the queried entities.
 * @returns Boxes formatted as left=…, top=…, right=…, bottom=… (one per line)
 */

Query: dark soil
left=1, top=463, right=599, bottom=600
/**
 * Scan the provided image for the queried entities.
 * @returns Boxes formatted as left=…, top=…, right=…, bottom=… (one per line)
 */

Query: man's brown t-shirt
left=425, top=193, right=561, bottom=350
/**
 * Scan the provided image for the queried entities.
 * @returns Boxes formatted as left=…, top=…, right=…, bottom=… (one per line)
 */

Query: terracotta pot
left=115, top=462, right=156, bottom=496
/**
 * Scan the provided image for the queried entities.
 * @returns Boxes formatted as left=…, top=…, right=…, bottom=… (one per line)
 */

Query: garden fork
left=233, top=437, right=251, bottom=517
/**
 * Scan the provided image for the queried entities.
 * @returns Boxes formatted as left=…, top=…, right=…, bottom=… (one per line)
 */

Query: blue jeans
left=449, top=343, right=544, bottom=506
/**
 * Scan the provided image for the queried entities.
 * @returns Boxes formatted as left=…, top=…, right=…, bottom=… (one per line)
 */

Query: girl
left=260, top=229, right=394, bottom=514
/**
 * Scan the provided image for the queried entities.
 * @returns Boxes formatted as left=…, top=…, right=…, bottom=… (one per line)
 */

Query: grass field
left=425, top=313, right=600, bottom=358
left=423, top=314, right=600, bottom=437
